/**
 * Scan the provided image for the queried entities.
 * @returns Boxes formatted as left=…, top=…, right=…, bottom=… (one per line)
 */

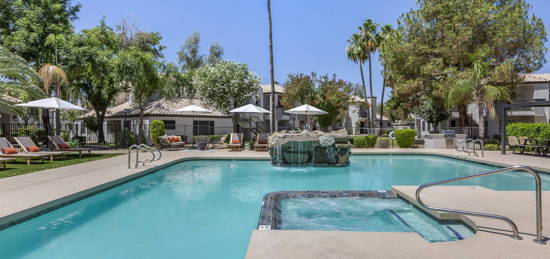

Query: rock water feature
left=268, top=129, right=352, bottom=167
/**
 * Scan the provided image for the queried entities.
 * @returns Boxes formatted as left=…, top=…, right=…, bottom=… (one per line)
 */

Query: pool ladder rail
left=128, top=144, right=162, bottom=169
left=415, top=165, right=547, bottom=244
left=455, top=138, right=484, bottom=157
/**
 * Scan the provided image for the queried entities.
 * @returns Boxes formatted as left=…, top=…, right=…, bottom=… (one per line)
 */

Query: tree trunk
left=379, top=73, right=386, bottom=132
left=267, top=0, right=276, bottom=133
left=41, top=109, right=52, bottom=145
left=359, top=63, right=366, bottom=98
left=477, top=101, right=485, bottom=139
left=368, top=52, right=375, bottom=128
left=458, top=104, right=467, bottom=127
left=55, top=109, right=62, bottom=135
left=139, top=107, right=145, bottom=145
left=97, top=113, right=106, bottom=144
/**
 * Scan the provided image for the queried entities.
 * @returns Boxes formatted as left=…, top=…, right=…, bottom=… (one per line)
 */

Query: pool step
left=389, top=209, right=465, bottom=242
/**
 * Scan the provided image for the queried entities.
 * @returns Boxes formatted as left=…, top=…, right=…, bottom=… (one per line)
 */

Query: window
left=193, top=120, right=214, bottom=135
left=422, top=121, right=426, bottom=131
left=163, top=120, right=176, bottom=130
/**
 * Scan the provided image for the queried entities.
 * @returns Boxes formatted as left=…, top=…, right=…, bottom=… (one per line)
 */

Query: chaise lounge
left=14, top=136, right=67, bottom=161
left=0, top=137, right=47, bottom=165
left=49, top=135, right=92, bottom=157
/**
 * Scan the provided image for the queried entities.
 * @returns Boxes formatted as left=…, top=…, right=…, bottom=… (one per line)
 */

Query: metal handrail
left=455, top=138, right=484, bottom=157
left=415, top=165, right=546, bottom=244
left=128, top=144, right=162, bottom=169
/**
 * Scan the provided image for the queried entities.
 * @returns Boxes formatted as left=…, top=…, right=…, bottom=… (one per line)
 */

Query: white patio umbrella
left=284, top=104, right=327, bottom=130
left=229, top=104, right=270, bottom=140
left=14, top=97, right=86, bottom=147
left=175, top=105, right=212, bottom=145
left=14, top=97, right=86, bottom=110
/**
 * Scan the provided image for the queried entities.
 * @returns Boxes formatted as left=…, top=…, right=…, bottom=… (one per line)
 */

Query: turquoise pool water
left=1, top=155, right=549, bottom=258
left=280, top=197, right=474, bottom=242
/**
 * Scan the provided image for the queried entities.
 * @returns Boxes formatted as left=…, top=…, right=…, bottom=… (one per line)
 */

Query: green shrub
left=394, top=129, right=416, bottom=148
left=484, top=144, right=500, bottom=150
left=14, top=126, right=47, bottom=144
left=365, top=135, right=377, bottom=147
left=353, top=135, right=378, bottom=148
left=149, top=120, right=166, bottom=146
left=61, top=129, right=71, bottom=141
left=507, top=123, right=550, bottom=140
left=377, top=137, right=390, bottom=148
left=115, top=129, right=137, bottom=148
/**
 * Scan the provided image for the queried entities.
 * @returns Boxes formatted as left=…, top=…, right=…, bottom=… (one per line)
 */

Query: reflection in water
left=163, top=165, right=222, bottom=201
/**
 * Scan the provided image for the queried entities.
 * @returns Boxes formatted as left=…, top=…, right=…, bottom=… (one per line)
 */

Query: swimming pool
left=1, top=155, right=549, bottom=258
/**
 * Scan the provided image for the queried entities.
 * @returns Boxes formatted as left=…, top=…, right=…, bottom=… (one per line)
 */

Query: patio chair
left=254, top=133, right=269, bottom=152
left=507, top=136, right=527, bottom=154
left=208, top=135, right=228, bottom=149
left=14, top=136, right=67, bottom=161
left=49, top=135, right=92, bottom=157
left=227, top=133, right=244, bottom=151
left=525, top=138, right=548, bottom=156
left=0, top=137, right=47, bottom=165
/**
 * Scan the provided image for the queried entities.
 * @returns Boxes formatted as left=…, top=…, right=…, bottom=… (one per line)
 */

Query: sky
left=73, top=0, right=550, bottom=100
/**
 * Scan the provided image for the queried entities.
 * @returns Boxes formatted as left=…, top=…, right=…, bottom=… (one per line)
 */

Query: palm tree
left=446, top=48, right=511, bottom=139
left=37, top=63, right=68, bottom=135
left=267, top=0, right=276, bottom=132
left=377, top=25, right=393, bottom=130
left=358, top=19, right=379, bottom=127
left=0, top=46, right=43, bottom=108
left=346, top=33, right=368, bottom=98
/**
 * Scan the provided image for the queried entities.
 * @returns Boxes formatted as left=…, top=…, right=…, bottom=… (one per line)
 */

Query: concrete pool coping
left=0, top=148, right=549, bottom=258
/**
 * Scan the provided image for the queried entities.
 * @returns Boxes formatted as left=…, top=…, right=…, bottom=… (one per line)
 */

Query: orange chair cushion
left=257, top=139, right=268, bottom=144
left=58, top=143, right=70, bottom=149
left=169, top=136, right=181, bottom=143
left=1, top=147, right=17, bottom=154
left=231, top=139, right=241, bottom=145
left=27, top=146, right=41, bottom=152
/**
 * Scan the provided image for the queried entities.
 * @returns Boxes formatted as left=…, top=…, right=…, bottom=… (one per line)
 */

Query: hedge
left=394, top=129, right=416, bottom=148
left=506, top=123, right=550, bottom=140
left=149, top=120, right=166, bottom=146
left=353, top=135, right=377, bottom=148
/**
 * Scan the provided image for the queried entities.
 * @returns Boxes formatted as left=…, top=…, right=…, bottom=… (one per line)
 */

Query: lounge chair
left=159, top=135, right=185, bottom=150
left=14, top=136, right=67, bottom=161
left=507, top=136, right=527, bottom=154
left=0, top=157, right=15, bottom=168
left=49, top=135, right=92, bottom=157
left=227, top=133, right=244, bottom=151
left=208, top=135, right=228, bottom=149
left=254, top=133, right=269, bottom=152
left=0, top=137, right=47, bottom=165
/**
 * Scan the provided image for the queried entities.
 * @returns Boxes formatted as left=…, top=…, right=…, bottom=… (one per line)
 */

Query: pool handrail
left=455, top=138, right=484, bottom=157
left=415, top=165, right=545, bottom=244
left=128, top=144, right=162, bottom=169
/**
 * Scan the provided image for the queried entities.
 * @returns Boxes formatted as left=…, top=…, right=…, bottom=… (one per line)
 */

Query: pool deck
left=0, top=148, right=549, bottom=258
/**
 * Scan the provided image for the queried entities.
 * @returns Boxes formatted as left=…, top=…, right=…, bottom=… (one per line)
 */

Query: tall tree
left=0, top=0, right=80, bottom=66
left=65, top=20, right=125, bottom=143
left=358, top=19, right=379, bottom=127
left=281, top=73, right=352, bottom=129
left=176, top=32, right=224, bottom=97
left=377, top=24, right=393, bottom=130
left=193, top=61, right=260, bottom=131
left=116, top=48, right=160, bottom=143
left=267, top=0, right=276, bottom=132
left=346, top=33, right=367, bottom=100
left=208, top=43, right=224, bottom=65
left=380, top=0, right=546, bottom=134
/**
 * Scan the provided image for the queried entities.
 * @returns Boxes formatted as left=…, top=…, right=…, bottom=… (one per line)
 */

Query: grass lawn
left=0, top=153, right=124, bottom=179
